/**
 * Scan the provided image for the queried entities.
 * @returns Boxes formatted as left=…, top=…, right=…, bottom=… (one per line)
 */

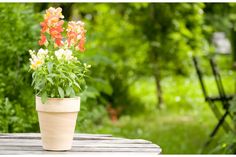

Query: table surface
left=0, top=133, right=161, bottom=155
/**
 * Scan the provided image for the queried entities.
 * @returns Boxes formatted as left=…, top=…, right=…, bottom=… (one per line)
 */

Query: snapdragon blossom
left=30, top=7, right=87, bottom=71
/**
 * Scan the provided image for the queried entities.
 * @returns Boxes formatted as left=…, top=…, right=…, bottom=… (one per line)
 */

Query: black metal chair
left=192, top=56, right=233, bottom=147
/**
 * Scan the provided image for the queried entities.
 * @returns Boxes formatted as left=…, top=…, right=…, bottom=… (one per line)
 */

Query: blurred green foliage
left=77, top=75, right=235, bottom=154
left=0, top=4, right=40, bottom=132
left=71, top=3, right=208, bottom=111
left=0, top=2, right=236, bottom=154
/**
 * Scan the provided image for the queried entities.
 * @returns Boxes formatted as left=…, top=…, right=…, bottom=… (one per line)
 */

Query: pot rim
left=36, top=96, right=80, bottom=100
left=36, top=96, right=80, bottom=113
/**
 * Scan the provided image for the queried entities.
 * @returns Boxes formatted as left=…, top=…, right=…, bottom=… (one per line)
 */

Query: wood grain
left=0, top=133, right=161, bottom=155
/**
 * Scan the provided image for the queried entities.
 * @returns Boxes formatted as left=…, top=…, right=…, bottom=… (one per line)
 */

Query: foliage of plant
left=0, top=4, right=40, bottom=132
left=29, top=7, right=90, bottom=103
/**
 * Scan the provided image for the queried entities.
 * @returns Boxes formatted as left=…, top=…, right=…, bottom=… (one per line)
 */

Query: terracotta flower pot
left=36, top=96, right=80, bottom=151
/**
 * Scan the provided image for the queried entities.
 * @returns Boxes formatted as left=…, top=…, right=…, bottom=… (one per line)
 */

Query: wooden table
left=0, top=133, right=161, bottom=156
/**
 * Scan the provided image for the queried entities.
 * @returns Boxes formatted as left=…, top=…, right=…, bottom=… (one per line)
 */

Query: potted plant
left=29, top=7, right=90, bottom=151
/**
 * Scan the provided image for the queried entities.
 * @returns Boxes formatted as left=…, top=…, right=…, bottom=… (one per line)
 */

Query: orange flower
left=66, top=21, right=86, bottom=51
left=46, top=16, right=62, bottom=28
left=39, top=34, right=47, bottom=46
left=50, top=27, right=63, bottom=39
left=78, top=32, right=86, bottom=52
left=44, top=7, right=64, bottom=21
left=38, top=7, right=86, bottom=51
left=55, top=38, right=63, bottom=47
left=49, top=23, right=64, bottom=46
left=66, top=21, right=78, bottom=47
left=40, top=21, right=48, bottom=33
left=39, top=7, right=64, bottom=47
left=67, top=31, right=77, bottom=47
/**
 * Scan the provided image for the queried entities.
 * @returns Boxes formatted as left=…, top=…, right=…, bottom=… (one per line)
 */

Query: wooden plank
left=0, top=151, right=160, bottom=156
left=0, top=143, right=158, bottom=148
left=0, top=133, right=162, bottom=154
left=0, top=133, right=153, bottom=144
left=0, top=133, right=112, bottom=137
left=0, top=146, right=161, bottom=153
left=0, top=136, right=123, bottom=140
left=0, top=138, right=153, bottom=144
left=0, top=133, right=113, bottom=140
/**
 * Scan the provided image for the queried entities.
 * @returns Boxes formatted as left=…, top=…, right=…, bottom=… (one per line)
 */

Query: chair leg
left=208, top=101, right=232, bottom=132
left=204, top=110, right=230, bottom=147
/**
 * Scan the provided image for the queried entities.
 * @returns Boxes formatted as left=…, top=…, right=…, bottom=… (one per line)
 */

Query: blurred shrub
left=72, top=4, right=146, bottom=118
left=0, top=4, right=40, bottom=132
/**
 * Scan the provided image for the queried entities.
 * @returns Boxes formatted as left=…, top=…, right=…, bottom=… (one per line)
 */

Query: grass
left=77, top=71, right=236, bottom=154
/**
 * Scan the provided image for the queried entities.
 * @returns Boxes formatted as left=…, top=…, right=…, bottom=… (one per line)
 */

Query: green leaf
left=41, top=92, right=48, bottom=104
left=38, top=79, right=46, bottom=89
left=48, top=73, right=57, bottom=78
left=70, top=88, right=75, bottom=97
left=47, top=77, right=54, bottom=85
left=47, top=62, right=53, bottom=73
left=65, top=86, right=76, bottom=97
left=58, top=87, right=64, bottom=98
left=66, top=86, right=71, bottom=96
left=74, top=82, right=81, bottom=89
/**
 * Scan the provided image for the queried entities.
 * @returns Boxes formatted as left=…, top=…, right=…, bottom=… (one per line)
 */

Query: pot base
left=38, top=111, right=78, bottom=151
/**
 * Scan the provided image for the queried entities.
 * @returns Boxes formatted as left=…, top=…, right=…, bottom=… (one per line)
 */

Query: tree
left=204, top=3, right=236, bottom=68
left=70, top=3, right=207, bottom=110
left=127, top=3, right=206, bottom=108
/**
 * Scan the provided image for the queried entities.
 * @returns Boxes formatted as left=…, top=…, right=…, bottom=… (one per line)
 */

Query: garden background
left=1, top=3, right=236, bottom=154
